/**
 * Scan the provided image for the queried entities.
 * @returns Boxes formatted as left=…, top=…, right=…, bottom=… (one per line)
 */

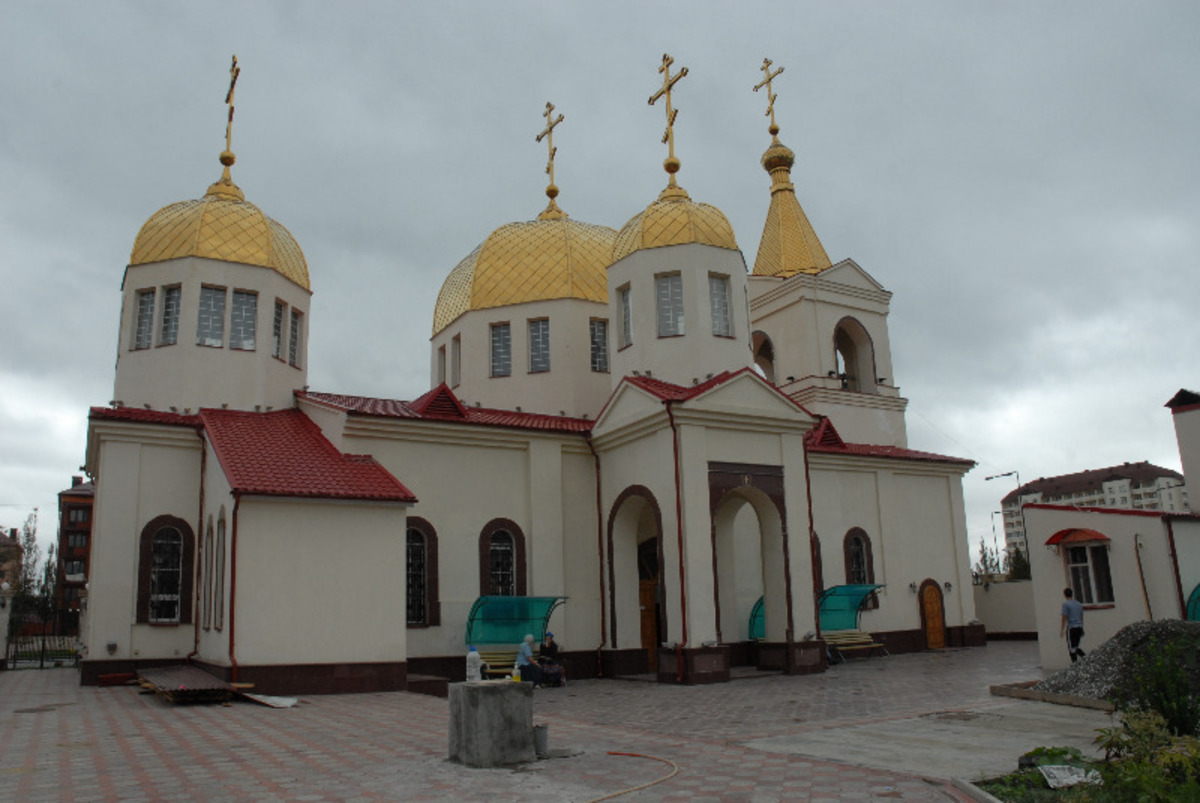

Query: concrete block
left=448, top=681, right=535, bottom=767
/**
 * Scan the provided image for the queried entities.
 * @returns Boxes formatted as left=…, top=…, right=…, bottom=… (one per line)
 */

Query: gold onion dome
left=129, top=170, right=310, bottom=291
left=432, top=210, right=618, bottom=336
left=612, top=183, right=738, bottom=263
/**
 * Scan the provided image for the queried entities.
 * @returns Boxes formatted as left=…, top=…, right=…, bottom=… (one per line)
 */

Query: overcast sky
left=2, top=1, right=1197, bottom=566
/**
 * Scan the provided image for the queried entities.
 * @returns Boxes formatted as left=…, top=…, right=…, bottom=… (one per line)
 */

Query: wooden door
left=921, top=583, right=945, bottom=649
left=639, top=580, right=658, bottom=671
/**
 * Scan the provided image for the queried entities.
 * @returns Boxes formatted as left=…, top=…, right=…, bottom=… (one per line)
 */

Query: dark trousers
left=1067, top=626, right=1085, bottom=662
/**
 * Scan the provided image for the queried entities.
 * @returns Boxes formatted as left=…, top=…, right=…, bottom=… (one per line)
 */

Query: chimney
left=72, top=475, right=83, bottom=487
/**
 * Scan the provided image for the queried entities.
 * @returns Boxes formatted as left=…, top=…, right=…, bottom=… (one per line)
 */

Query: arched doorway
left=712, top=486, right=786, bottom=647
left=608, top=486, right=664, bottom=672
left=918, top=580, right=946, bottom=649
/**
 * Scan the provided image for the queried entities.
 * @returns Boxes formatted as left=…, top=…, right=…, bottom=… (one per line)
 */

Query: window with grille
left=407, top=530, right=427, bottom=625
left=709, top=274, right=732, bottom=336
left=133, top=289, right=155, bottom=350
left=529, top=319, right=550, bottom=373
left=847, top=536, right=868, bottom=584
left=273, top=301, right=286, bottom=359
left=489, top=532, right=515, bottom=596
left=1067, top=544, right=1114, bottom=604
left=590, top=319, right=609, bottom=372
left=159, top=286, right=181, bottom=345
left=656, top=274, right=684, bottom=337
left=149, top=528, right=183, bottom=623
left=288, top=309, right=303, bottom=367
left=196, top=287, right=226, bottom=347
left=215, top=515, right=226, bottom=630
left=230, top=291, right=257, bottom=350
left=490, top=323, right=511, bottom=377
left=619, top=285, right=632, bottom=347
left=203, top=522, right=213, bottom=629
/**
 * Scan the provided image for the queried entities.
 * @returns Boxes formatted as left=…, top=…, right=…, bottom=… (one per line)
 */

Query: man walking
left=1060, top=587, right=1085, bottom=662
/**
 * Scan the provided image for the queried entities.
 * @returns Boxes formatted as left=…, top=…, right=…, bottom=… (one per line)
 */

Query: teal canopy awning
left=464, top=596, right=567, bottom=646
left=818, top=584, right=883, bottom=631
left=749, top=597, right=765, bottom=641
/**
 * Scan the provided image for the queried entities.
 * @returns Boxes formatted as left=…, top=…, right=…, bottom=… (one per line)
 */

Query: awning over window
left=1045, top=528, right=1110, bottom=547
left=464, top=596, right=566, bottom=646
left=818, top=584, right=884, bottom=631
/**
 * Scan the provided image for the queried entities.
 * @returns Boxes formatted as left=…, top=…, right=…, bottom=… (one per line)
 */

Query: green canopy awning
left=464, top=596, right=566, bottom=646
left=818, top=584, right=883, bottom=631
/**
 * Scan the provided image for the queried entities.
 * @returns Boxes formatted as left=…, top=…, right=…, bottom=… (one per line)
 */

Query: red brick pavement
left=0, top=643, right=1042, bottom=801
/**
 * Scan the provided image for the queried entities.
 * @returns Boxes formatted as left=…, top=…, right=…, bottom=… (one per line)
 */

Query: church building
left=80, top=56, right=982, bottom=694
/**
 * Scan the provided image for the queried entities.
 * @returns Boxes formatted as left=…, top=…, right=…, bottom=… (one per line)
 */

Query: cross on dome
left=648, top=53, right=688, bottom=189
left=535, top=101, right=566, bottom=220
left=753, top=57, right=784, bottom=139
left=208, top=55, right=244, bottom=200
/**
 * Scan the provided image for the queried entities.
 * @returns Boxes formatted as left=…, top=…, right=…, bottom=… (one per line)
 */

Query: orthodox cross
left=535, top=101, right=564, bottom=188
left=224, top=55, right=240, bottom=156
left=753, top=58, right=784, bottom=135
left=648, top=53, right=688, bottom=182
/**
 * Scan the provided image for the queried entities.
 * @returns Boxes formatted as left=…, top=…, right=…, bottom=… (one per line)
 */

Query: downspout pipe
left=585, top=432, right=607, bottom=677
left=228, top=492, right=241, bottom=683
left=665, top=401, right=687, bottom=683
left=187, top=433, right=207, bottom=663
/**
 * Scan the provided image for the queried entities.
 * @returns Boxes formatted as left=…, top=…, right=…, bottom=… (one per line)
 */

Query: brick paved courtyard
left=1, top=642, right=1056, bottom=801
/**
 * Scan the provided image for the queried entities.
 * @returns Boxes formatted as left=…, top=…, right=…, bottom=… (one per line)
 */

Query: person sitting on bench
left=516, top=634, right=543, bottom=686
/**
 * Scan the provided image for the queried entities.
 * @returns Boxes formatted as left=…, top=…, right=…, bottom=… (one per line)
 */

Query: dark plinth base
left=757, top=640, right=827, bottom=675
left=656, top=644, right=730, bottom=684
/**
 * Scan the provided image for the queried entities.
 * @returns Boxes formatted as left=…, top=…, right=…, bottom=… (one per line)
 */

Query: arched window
left=478, top=519, right=527, bottom=597
left=843, top=527, right=877, bottom=608
left=751, top=331, right=776, bottom=384
left=406, top=517, right=440, bottom=627
left=832, top=317, right=876, bottom=394
left=202, top=518, right=214, bottom=629
left=215, top=511, right=226, bottom=631
left=137, top=515, right=195, bottom=625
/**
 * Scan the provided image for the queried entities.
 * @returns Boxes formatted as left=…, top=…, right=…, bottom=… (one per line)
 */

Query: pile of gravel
left=1033, top=619, right=1200, bottom=701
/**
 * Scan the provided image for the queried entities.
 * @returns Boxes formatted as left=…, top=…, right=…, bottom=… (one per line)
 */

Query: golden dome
left=130, top=176, right=310, bottom=291
left=612, top=183, right=738, bottom=263
left=432, top=215, right=618, bottom=335
left=752, top=135, right=831, bottom=278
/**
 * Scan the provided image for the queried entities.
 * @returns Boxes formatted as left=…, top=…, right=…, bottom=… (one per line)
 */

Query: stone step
left=407, top=673, right=449, bottom=698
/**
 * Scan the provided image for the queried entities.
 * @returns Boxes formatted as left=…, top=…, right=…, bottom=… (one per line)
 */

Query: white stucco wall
left=972, top=580, right=1036, bottom=635
left=232, top=498, right=407, bottom=665
left=1026, top=505, right=1196, bottom=671
left=84, top=421, right=202, bottom=662
left=115, top=257, right=310, bottom=413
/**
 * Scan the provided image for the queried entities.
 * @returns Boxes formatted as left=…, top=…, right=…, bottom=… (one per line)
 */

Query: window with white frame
left=288, top=308, right=303, bottom=367
left=159, top=286, right=181, bottom=346
left=133, top=289, right=155, bottom=350
left=590, top=319, right=609, bottom=372
left=528, top=318, right=550, bottom=373
left=196, top=286, right=226, bottom=347
left=490, top=323, right=511, bottom=377
left=656, top=273, right=684, bottom=337
left=273, top=300, right=286, bottom=359
left=709, top=274, right=732, bottom=337
left=1067, top=544, right=1114, bottom=604
left=618, top=285, right=632, bottom=348
left=229, top=291, right=257, bottom=350
left=451, top=335, right=461, bottom=387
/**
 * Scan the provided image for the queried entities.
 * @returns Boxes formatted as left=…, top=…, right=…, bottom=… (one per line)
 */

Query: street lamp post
left=990, top=510, right=1004, bottom=571
left=985, top=470, right=1027, bottom=557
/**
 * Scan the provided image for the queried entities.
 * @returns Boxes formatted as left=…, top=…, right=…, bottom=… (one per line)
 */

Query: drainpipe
left=227, top=492, right=241, bottom=683
left=1166, top=519, right=1186, bottom=617
left=1134, top=533, right=1153, bottom=621
left=585, top=433, right=606, bottom=677
left=664, top=401, right=687, bottom=683
left=187, top=435, right=207, bottom=663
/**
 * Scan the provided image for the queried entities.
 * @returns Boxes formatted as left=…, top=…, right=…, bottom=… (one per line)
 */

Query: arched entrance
left=712, top=486, right=786, bottom=646
left=918, top=579, right=946, bottom=649
left=608, top=486, right=664, bottom=673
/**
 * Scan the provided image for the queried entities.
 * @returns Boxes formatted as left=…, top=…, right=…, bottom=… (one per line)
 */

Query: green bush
left=1111, top=635, right=1200, bottom=737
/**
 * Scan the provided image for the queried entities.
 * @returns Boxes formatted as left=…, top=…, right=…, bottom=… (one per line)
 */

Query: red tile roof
left=199, top=409, right=415, bottom=502
left=623, top=371, right=738, bottom=401
left=804, top=416, right=974, bottom=467
left=90, top=406, right=202, bottom=427
left=298, top=389, right=593, bottom=433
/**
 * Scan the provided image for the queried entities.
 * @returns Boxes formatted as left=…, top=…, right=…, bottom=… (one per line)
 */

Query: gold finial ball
left=769, top=124, right=780, bottom=137
left=220, top=150, right=237, bottom=167
left=546, top=183, right=559, bottom=199
left=664, top=156, right=681, bottom=175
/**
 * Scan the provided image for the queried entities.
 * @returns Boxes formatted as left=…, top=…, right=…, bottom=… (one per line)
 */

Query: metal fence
left=6, top=635, right=79, bottom=669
